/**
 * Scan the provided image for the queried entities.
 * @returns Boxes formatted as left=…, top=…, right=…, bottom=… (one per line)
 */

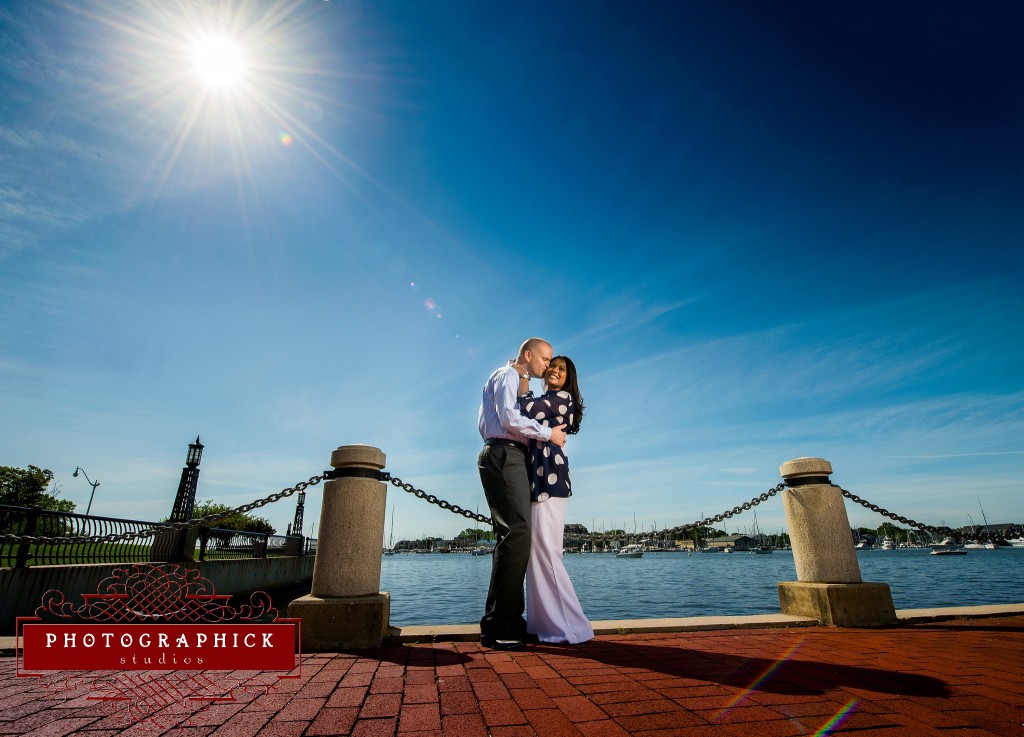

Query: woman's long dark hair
left=550, top=355, right=585, bottom=434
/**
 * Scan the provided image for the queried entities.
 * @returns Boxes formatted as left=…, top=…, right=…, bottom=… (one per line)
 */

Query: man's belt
left=484, top=438, right=528, bottom=453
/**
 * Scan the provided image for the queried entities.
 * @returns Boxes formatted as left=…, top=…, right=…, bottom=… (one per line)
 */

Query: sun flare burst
left=188, top=33, right=246, bottom=89
left=70, top=1, right=368, bottom=212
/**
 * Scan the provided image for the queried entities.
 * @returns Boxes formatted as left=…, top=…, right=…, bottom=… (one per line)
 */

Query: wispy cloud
left=562, top=294, right=697, bottom=350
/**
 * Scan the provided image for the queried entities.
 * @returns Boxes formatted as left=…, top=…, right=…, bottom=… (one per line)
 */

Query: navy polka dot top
left=517, top=390, right=574, bottom=501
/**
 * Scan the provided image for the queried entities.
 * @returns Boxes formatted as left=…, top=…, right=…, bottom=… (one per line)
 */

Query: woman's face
left=544, top=358, right=568, bottom=391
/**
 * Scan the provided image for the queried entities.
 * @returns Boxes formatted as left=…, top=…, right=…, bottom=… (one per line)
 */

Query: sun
left=188, top=33, right=246, bottom=89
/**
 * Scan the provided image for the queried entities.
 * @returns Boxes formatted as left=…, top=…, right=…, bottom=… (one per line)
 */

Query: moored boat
left=616, top=544, right=644, bottom=558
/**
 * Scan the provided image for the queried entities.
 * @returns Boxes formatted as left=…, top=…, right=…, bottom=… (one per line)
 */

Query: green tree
left=876, top=522, right=906, bottom=539
left=458, top=526, right=495, bottom=542
left=191, top=501, right=276, bottom=535
left=0, top=465, right=76, bottom=512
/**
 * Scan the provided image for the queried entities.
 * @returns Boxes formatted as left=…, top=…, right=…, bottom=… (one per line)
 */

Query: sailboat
left=964, top=501, right=996, bottom=549
left=383, top=506, right=396, bottom=554
left=749, top=511, right=772, bottom=553
left=471, top=505, right=491, bottom=555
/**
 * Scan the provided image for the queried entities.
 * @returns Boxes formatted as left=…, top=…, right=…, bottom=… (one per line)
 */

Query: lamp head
left=73, top=468, right=79, bottom=478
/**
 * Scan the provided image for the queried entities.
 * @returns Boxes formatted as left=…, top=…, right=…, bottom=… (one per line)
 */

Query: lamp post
left=72, top=467, right=100, bottom=516
left=170, top=436, right=204, bottom=521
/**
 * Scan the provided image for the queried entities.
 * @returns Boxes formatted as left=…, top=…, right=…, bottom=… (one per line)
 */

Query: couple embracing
left=477, top=337, right=594, bottom=650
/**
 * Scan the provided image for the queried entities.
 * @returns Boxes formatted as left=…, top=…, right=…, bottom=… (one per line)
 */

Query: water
left=380, top=547, right=1024, bottom=626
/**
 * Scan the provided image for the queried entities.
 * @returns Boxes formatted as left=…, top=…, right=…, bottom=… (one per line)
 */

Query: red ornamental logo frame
left=16, top=563, right=301, bottom=730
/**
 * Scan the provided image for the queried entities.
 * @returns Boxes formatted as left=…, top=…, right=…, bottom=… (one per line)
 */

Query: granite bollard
left=777, top=457, right=898, bottom=627
left=288, top=445, right=390, bottom=649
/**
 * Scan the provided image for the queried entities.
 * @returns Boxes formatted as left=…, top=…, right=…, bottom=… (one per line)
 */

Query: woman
left=516, top=355, right=594, bottom=644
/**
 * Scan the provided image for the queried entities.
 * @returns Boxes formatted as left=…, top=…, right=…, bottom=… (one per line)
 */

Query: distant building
left=958, top=522, right=1017, bottom=537
left=707, top=534, right=759, bottom=551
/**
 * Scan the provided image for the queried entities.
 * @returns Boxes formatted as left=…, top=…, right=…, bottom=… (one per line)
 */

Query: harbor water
left=381, top=547, right=1024, bottom=626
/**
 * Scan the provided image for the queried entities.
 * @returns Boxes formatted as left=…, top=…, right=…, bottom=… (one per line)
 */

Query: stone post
left=283, top=534, right=303, bottom=556
left=777, top=458, right=897, bottom=627
left=149, top=528, right=200, bottom=563
left=287, top=445, right=390, bottom=649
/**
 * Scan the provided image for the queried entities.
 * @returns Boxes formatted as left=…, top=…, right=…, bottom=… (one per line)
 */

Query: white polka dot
left=558, top=404, right=568, bottom=414
left=536, top=411, right=545, bottom=420
left=536, top=467, right=543, bottom=476
left=554, top=455, right=565, bottom=465
left=543, top=446, right=550, bottom=458
left=547, top=473, right=558, bottom=485
left=557, top=391, right=570, bottom=399
left=525, top=401, right=534, bottom=412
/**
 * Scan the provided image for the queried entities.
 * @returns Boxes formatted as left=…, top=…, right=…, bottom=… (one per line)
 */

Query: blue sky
left=2, top=0, right=1022, bottom=544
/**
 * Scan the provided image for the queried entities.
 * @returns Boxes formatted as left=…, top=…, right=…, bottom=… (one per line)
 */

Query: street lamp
left=72, top=467, right=100, bottom=516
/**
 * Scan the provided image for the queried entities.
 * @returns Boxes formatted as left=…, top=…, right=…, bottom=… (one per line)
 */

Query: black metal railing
left=195, top=529, right=315, bottom=560
left=1, top=504, right=317, bottom=568
left=0, top=504, right=159, bottom=567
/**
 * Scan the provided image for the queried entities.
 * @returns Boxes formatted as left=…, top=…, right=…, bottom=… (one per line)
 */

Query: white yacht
left=615, top=544, right=644, bottom=559
left=963, top=541, right=996, bottom=549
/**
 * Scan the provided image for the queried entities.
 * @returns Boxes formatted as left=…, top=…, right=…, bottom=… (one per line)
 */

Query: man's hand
left=549, top=424, right=567, bottom=447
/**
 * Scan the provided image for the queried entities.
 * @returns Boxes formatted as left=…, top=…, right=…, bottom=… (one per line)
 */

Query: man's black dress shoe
left=480, top=635, right=525, bottom=651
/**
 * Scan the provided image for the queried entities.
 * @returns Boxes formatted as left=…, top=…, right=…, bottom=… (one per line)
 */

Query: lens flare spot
left=812, top=698, right=859, bottom=736
left=712, top=639, right=804, bottom=720
left=279, top=132, right=293, bottom=146
left=423, top=299, right=437, bottom=311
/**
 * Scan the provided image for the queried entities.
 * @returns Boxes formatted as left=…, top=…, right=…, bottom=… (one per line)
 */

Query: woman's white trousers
left=526, top=496, right=594, bottom=644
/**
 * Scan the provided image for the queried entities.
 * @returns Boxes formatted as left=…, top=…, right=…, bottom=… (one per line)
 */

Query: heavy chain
left=834, top=486, right=1020, bottom=542
left=0, top=475, right=326, bottom=546
left=383, top=474, right=787, bottom=535
left=383, top=473, right=493, bottom=524
left=650, top=483, right=787, bottom=538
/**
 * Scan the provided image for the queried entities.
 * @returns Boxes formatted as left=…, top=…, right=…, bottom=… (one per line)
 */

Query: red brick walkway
left=2, top=616, right=1022, bottom=736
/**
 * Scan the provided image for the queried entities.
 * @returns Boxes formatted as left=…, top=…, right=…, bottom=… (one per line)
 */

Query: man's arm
left=495, top=369, right=566, bottom=446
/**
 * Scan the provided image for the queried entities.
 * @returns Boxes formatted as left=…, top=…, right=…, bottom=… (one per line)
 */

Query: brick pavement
left=1, top=616, right=1021, bottom=736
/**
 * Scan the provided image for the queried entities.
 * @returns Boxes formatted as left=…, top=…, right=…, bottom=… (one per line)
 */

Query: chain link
left=383, top=474, right=494, bottom=524
left=383, top=473, right=787, bottom=536
left=0, top=475, right=326, bottom=546
left=834, top=486, right=1021, bottom=542
left=14, top=470, right=1011, bottom=548
left=649, top=483, right=787, bottom=539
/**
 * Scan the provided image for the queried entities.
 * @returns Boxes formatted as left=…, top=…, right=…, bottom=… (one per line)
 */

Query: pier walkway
left=1, top=606, right=1022, bottom=736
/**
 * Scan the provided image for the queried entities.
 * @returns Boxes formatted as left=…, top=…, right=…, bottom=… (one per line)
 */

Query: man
left=478, top=337, right=567, bottom=650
